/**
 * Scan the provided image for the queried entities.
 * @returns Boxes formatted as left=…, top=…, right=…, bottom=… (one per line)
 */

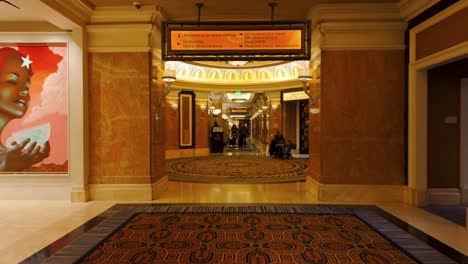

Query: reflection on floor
left=3, top=192, right=468, bottom=263
left=423, top=204, right=468, bottom=226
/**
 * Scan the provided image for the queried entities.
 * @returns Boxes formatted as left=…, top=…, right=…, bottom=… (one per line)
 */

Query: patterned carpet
left=43, top=205, right=456, bottom=264
left=166, top=155, right=309, bottom=183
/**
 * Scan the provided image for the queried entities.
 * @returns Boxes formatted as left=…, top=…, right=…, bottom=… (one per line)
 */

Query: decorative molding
left=399, top=0, right=441, bottom=21
left=172, top=79, right=320, bottom=93
left=427, top=188, right=461, bottom=205
left=88, top=184, right=152, bottom=201
left=319, top=21, right=407, bottom=50
left=308, top=3, right=401, bottom=26
left=165, top=61, right=309, bottom=84
left=90, top=6, right=163, bottom=24
left=86, top=24, right=153, bottom=52
left=317, top=183, right=408, bottom=203
left=40, top=0, right=94, bottom=26
left=409, top=1, right=468, bottom=62
left=0, top=22, right=64, bottom=32
left=412, top=0, right=468, bottom=35
left=411, top=38, right=468, bottom=70
left=0, top=32, right=71, bottom=42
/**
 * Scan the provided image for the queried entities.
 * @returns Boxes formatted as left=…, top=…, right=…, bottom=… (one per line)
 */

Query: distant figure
left=238, top=123, right=249, bottom=147
left=230, top=124, right=238, bottom=146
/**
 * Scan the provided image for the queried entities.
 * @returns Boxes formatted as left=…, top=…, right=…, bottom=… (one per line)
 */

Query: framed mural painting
left=0, top=43, right=68, bottom=173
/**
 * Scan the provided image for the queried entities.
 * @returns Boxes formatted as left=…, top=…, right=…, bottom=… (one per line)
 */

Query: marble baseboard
left=0, top=175, right=70, bottom=200
left=305, top=176, right=319, bottom=199
left=317, top=183, right=407, bottom=203
left=71, top=185, right=89, bottom=202
left=89, top=184, right=152, bottom=201
left=427, top=188, right=461, bottom=205
left=166, top=148, right=210, bottom=159
left=152, top=176, right=168, bottom=199
left=461, top=189, right=468, bottom=205
left=404, top=188, right=428, bottom=206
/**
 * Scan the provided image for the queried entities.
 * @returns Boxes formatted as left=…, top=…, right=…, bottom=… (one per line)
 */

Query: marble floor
left=2, top=182, right=468, bottom=263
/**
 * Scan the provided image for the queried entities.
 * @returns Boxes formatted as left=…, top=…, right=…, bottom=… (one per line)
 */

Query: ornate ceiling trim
left=399, top=0, right=440, bottom=21
left=165, top=60, right=310, bottom=84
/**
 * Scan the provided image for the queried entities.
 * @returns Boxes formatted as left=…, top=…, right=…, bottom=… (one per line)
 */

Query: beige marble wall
left=89, top=52, right=151, bottom=184
left=320, top=50, right=405, bottom=185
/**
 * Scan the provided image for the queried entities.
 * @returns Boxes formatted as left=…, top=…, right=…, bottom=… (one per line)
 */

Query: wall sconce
left=271, top=104, right=278, bottom=119
left=162, top=69, right=176, bottom=83
left=200, top=104, right=207, bottom=119
left=159, top=69, right=177, bottom=106
left=171, top=103, right=178, bottom=119
left=310, top=108, right=320, bottom=114
left=212, top=109, right=221, bottom=116
left=298, top=68, right=312, bottom=97
left=209, top=106, right=215, bottom=114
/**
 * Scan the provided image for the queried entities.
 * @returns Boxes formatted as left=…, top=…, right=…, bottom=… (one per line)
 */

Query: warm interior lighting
left=232, top=98, right=247, bottom=103
left=228, top=61, right=249, bottom=67
left=212, top=109, right=222, bottom=116
left=298, top=68, right=312, bottom=82
left=171, top=103, right=178, bottom=119
left=271, top=104, right=278, bottom=110
left=200, top=104, right=207, bottom=111
left=162, top=69, right=176, bottom=83
left=298, top=68, right=312, bottom=97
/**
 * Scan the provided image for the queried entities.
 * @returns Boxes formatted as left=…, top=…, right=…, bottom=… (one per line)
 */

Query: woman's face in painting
left=0, top=55, right=31, bottom=118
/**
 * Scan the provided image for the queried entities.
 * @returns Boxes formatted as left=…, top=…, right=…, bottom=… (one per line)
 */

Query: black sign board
left=162, top=20, right=311, bottom=61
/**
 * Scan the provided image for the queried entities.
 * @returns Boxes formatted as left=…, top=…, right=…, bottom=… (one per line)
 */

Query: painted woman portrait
left=0, top=47, right=50, bottom=171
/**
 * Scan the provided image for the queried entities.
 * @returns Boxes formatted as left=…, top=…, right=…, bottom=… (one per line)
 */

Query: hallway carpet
left=166, top=155, right=309, bottom=183
left=43, top=205, right=455, bottom=264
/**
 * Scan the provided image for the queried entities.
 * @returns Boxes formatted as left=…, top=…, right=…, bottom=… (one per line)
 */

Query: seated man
left=269, top=131, right=290, bottom=159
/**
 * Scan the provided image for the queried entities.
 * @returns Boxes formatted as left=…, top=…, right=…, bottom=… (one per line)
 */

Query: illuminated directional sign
left=171, top=30, right=302, bottom=50
left=162, top=21, right=311, bottom=61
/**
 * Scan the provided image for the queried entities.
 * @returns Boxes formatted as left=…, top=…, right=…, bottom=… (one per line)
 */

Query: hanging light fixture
left=162, top=69, right=176, bottom=83
left=227, top=61, right=249, bottom=67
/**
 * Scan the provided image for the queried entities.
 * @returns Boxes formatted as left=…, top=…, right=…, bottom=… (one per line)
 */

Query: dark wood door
left=299, top=100, right=309, bottom=154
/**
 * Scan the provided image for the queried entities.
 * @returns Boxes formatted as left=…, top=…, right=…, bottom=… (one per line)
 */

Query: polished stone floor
left=2, top=183, right=468, bottom=263
left=2, top=148, right=468, bottom=263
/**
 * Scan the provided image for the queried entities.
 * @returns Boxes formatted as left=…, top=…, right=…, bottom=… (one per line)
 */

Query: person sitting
left=269, top=131, right=291, bottom=159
